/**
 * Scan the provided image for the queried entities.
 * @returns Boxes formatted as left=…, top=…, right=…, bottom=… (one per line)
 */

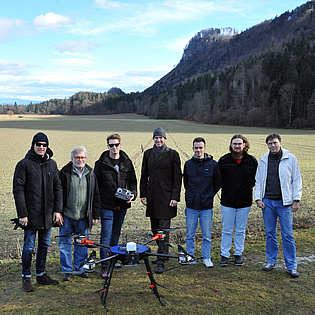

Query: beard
left=73, top=161, right=85, bottom=169
left=231, top=149, right=244, bottom=159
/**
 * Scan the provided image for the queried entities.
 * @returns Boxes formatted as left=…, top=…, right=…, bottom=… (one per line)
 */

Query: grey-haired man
left=59, top=146, right=100, bottom=281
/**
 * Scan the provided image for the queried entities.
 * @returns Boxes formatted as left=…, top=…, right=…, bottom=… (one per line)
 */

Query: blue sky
left=0, top=0, right=308, bottom=104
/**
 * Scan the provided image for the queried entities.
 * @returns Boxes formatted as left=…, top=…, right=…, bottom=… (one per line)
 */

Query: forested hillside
left=2, top=1, right=315, bottom=128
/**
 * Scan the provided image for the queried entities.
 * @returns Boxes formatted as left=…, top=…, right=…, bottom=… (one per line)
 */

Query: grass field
left=0, top=114, right=314, bottom=314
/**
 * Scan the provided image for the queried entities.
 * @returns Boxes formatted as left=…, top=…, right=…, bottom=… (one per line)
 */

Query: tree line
left=2, top=2, right=315, bottom=129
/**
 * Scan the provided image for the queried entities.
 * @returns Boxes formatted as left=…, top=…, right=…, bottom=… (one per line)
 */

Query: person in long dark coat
left=140, top=127, right=182, bottom=274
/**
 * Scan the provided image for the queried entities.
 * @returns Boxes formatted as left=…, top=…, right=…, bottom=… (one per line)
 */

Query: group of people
left=13, top=128, right=302, bottom=292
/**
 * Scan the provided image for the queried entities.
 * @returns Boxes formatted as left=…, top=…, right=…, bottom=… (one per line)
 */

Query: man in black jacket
left=94, top=134, right=137, bottom=277
left=59, top=146, right=100, bottom=281
left=13, top=132, right=63, bottom=292
left=218, top=134, right=257, bottom=266
left=183, top=137, right=221, bottom=268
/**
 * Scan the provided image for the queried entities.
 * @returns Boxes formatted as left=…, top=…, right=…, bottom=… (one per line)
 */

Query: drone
left=57, top=230, right=199, bottom=312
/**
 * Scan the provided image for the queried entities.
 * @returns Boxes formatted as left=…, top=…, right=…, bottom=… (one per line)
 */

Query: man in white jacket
left=254, top=133, right=302, bottom=277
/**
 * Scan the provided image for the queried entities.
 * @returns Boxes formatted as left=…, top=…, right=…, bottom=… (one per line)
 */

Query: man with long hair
left=218, top=134, right=257, bottom=267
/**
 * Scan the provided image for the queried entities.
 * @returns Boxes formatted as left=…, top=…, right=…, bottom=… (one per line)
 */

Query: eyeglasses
left=231, top=143, right=243, bottom=146
left=108, top=143, right=120, bottom=148
left=267, top=141, right=280, bottom=146
left=35, top=142, right=48, bottom=147
left=74, top=156, right=86, bottom=160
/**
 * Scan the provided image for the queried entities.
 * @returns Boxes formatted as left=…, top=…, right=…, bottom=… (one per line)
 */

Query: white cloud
left=51, top=58, right=96, bottom=67
left=0, top=18, right=32, bottom=41
left=0, top=59, right=37, bottom=75
left=33, top=12, right=73, bottom=30
left=0, top=62, right=172, bottom=102
left=54, top=40, right=101, bottom=53
left=94, top=0, right=121, bottom=9
left=71, top=0, right=241, bottom=37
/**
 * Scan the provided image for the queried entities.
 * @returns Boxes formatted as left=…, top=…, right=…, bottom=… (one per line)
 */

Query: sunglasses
left=35, top=142, right=48, bottom=147
left=108, top=143, right=120, bottom=148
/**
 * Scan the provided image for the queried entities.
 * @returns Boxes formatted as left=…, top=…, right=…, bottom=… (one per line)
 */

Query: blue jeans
left=185, top=207, right=213, bottom=260
left=220, top=205, right=251, bottom=258
left=59, top=217, right=89, bottom=272
left=100, top=209, right=126, bottom=265
left=262, top=198, right=297, bottom=270
left=22, top=228, right=51, bottom=278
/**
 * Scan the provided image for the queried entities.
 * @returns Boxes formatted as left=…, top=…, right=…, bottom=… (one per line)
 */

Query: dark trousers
left=150, top=217, right=170, bottom=264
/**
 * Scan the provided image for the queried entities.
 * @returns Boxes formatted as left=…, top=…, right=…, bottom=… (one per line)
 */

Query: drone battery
left=126, top=242, right=137, bottom=252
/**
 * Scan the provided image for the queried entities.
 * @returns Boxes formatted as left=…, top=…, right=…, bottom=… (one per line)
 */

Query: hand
left=292, top=201, right=300, bottom=212
left=169, top=200, right=178, bottom=207
left=92, top=219, right=98, bottom=225
left=19, top=217, right=28, bottom=227
left=140, top=197, right=147, bottom=206
left=256, top=200, right=265, bottom=209
left=127, top=194, right=135, bottom=203
left=53, top=212, right=63, bottom=225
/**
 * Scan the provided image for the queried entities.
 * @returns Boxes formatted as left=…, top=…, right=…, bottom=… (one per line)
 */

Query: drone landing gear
left=98, top=257, right=117, bottom=312
left=143, top=255, right=165, bottom=306
left=97, top=254, right=166, bottom=311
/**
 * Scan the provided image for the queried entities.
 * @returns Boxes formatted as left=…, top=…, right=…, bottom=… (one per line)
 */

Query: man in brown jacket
left=140, top=127, right=182, bottom=274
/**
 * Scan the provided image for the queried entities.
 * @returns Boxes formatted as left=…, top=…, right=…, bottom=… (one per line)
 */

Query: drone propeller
left=56, top=233, right=86, bottom=238
left=135, top=226, right=185, bottom=233
left=162, top=227, right=185, bottom=232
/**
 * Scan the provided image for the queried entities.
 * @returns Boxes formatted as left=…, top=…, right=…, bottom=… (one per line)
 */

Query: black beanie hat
left=153, top=127, right=167, bottom=139
left=32, top=132, right=49, bottom=146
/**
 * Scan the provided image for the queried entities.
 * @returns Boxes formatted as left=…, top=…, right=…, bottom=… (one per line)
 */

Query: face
left=193, top=141, right=206, bottom=159
left=33, top=142, right=47, bottom=157
left=107, top=139, right=121, bottom=154
left=154, top=136, right=165, bottom=148
left=72, top=151, right=87, bottom=169
left=267, top=137, right=282, bottom=154
left=230, top=138, right=246, bottom=154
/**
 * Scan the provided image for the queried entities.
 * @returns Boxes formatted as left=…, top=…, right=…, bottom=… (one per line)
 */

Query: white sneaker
left=203, top=259, right=214, bottom=268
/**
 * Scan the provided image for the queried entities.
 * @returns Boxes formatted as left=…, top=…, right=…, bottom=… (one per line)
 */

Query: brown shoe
left=22, top=278, right=34, bottom=292
left=36, top=274, right=59, bottom=285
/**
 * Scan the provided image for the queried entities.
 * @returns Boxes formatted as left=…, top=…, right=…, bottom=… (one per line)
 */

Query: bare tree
left=280, top=83, right=295, bottom=126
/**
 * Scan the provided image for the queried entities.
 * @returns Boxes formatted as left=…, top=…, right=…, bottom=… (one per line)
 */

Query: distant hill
left=2, top=0, right=315, bottom=128
left=146, top=2, right=315, bottom=95
left=139, top=0, right=315, bottom=128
